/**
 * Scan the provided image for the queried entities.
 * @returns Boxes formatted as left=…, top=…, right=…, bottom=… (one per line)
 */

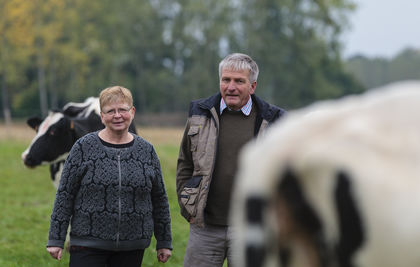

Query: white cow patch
left=63, top=97, right=100, bottom=118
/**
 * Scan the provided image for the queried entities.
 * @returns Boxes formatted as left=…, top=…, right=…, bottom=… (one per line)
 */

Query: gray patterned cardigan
left=47, top=132, right=172, bottom=251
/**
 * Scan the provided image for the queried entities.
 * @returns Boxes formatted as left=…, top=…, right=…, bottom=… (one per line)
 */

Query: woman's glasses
left=102, top=107, right=132, bottom=116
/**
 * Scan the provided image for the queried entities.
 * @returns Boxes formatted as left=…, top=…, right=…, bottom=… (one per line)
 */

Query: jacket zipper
left=116, top=153, right=122, bottom=248
left=203, top=108, right=220, bottom=205
left=209, top=108, right=220, bottom=184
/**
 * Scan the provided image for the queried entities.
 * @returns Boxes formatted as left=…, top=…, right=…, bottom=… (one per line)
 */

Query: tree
left=0, top=0, right=35, bottom=123
left=345, top=48, right=420, bottom=90
left=2, top=0, right=365, bottom=119
left=229, top=0, right=363, bottom=109
left=164, top=0, right=233, bottom=107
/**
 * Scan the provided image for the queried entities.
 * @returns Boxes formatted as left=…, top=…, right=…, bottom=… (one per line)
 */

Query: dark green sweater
left=205, top=106, right=257, bottom=225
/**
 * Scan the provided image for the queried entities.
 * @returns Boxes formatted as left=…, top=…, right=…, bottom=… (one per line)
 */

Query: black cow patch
left=246, top=244, right=266, bottom=267
left=279, top=247, right=291, bottom=267
left=334, top=170, right=365, bottom=267
left=244, top=197, right=268, bottom=267
left=278, top=167, right=328, bottom=266
left=246, top=197, right=266, bottom=224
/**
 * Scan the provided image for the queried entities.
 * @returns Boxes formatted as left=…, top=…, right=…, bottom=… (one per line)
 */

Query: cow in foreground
left=231, top=80, right=420, bottom=267
left=22, top=97, right=137, bottom=188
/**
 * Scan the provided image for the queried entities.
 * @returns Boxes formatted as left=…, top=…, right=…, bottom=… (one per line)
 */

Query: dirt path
left=0, top=123, right=183, bottom=146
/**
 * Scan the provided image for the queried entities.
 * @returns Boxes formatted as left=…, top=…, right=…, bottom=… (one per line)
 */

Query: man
left=176, top=53, right=286, bottom=266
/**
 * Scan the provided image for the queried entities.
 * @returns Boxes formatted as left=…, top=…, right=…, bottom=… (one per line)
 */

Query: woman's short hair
left=99, top=86, right=133, bottom=111
left=218, top=53, right=259, bottom=83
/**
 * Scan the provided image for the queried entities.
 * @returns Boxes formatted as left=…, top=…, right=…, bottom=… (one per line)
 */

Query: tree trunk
left=49, top=57, right=58, bottom=109
left=1, top=73, right=12, bottom=125
left=37, top=52, right=48, bottom=117
left=135, top=63, right=147, bottom=113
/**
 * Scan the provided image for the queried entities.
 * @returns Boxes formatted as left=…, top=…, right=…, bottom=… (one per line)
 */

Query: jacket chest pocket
left=188, top=125, right=200, bottom=152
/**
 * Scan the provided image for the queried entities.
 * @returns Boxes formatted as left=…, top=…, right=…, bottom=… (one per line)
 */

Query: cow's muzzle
left=22, top=152, right=40, bottom=168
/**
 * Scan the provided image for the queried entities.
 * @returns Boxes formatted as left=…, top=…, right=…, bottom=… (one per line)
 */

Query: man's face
left=220, top=68, right=256, bottom=110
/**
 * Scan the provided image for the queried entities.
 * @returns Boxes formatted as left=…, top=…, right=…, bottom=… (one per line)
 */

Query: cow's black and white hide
left=231, top=80, right=420, bottom=267
left=22, top=97, right=137, bottom=188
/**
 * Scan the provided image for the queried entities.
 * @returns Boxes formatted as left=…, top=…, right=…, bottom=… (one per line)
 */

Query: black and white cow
left=231, top=80, right=420, bottom=267
left=22, top=97, right=137, bottom=188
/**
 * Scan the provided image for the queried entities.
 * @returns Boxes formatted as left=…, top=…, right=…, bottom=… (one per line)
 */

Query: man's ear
left=250, top=81, right=257, bottom=94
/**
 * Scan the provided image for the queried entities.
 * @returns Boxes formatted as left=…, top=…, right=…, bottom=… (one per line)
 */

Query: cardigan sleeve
left=47, top=140, right=84, bottom=248
left=150, top=147, right=173, bottom=250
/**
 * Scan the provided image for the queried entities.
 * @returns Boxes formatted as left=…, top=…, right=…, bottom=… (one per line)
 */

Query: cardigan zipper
left=116, top=153, right=122, bottom=248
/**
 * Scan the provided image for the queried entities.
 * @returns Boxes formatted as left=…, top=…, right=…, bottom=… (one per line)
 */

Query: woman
left=46, top=86, right=172, bottom=266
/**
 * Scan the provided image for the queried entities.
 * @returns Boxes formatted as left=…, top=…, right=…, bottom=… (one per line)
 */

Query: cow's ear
left=27, top=117, right=43, bottom=131
left=63, top=105, right=86, bottom=117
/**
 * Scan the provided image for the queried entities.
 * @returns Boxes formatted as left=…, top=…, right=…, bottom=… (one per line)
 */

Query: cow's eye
left=49, top=130, right=55, bottom=136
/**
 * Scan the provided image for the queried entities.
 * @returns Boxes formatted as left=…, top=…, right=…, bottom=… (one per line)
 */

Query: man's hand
left=157, top=248, right=172, bottom=263
left=47, top=246, right=63, bottom=260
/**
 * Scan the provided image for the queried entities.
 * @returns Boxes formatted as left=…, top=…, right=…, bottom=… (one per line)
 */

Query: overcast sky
left=341, top=0, right=420, bottom=59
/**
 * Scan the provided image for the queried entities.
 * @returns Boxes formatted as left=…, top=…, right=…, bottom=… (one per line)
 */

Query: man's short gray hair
left=219, top=53, right=259, bottom=83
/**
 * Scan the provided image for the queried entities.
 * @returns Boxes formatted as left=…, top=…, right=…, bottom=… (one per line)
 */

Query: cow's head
left=22, top=111, right=76, bottom=167
left=22, top=97, right=135, bottom=171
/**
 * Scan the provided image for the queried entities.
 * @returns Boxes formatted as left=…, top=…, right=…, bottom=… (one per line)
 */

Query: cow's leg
left=49, top=160, right=65, bottom=189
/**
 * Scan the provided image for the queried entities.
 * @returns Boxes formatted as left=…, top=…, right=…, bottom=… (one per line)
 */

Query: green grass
left=0, top=141, right=189, bottom=266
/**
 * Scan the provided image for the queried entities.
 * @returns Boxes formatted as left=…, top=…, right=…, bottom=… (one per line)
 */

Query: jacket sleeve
left=47, top=141, right=84, bottom=248
left=176, top=119, right=195, bottom=221
left=150, top=147, right=173, bottom=250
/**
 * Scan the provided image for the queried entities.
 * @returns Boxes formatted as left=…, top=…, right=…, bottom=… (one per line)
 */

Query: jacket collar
left=198, top=93, right=279, bottom=123
left=198, top=93, right=221, bottom=111
left=252, top=94, right=280, bottom=122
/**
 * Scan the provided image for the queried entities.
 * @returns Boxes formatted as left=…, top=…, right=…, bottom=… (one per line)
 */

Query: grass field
left=0, top=124, right=197, bottom=266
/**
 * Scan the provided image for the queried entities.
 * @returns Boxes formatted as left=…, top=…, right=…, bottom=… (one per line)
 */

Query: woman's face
left=100, top=101, right=135, bottom=134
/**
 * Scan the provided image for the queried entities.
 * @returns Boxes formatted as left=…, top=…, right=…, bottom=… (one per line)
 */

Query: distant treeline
left=345, top=48, right=420, bottom=90
left=1, top=0, right=370, bottom=122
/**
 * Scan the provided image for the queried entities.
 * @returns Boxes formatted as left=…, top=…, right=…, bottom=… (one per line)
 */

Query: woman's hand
left=47, top=246, right=63, bottom=260
left=157, top=248, right=172, bottom=263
